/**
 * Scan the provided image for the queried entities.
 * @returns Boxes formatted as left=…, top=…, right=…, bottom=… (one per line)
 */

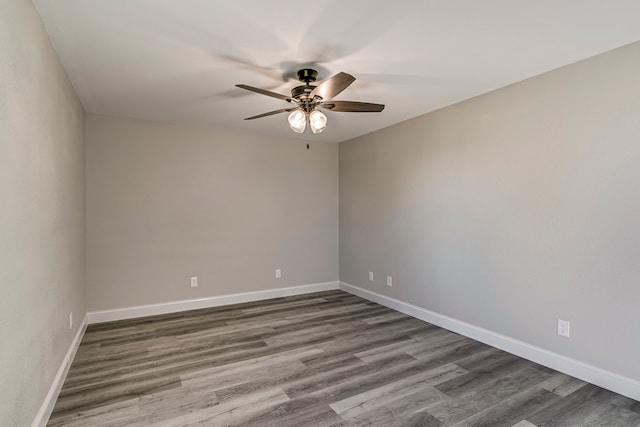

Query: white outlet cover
left=368, top=272, right=374, bottom=282
left=69, top=312, right=73, bottom=329
left=558, top=319, right=570, bottom=337
left=191, top=277, right=198, bottom=287
left=386, top=276, right=393, bottom=287
left=275, top=269, right=282, bottom=279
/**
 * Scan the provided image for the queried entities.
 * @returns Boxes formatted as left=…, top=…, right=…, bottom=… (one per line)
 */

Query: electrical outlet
left=386, top=276, right=393, bottom=287
left=275, top=269, right=282, bottom=279
left=69, top=312, right=73, bottom=330
left=191, top=277, right=198, bottom=288
left=558, top=319, right=570, bottom=337
left=368, top=272, right=374, bottom=282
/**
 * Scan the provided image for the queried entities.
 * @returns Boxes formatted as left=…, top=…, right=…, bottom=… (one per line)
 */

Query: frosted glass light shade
left=288, top=110, right=307, bottom=133
left=309, top=110, right=327, bottom=134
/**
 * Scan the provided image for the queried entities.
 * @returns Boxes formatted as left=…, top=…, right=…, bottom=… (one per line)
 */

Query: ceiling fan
left=236, top=69, right=385, bottom=134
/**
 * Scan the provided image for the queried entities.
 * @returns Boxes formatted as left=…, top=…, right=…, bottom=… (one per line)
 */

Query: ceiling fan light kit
left=288, top=110, right=307, bottom=133
left=236, top=68, right=385, bottom=134
left=288, top=109, right=327, bottom=134
left=309, top=110, right=327, bottom=134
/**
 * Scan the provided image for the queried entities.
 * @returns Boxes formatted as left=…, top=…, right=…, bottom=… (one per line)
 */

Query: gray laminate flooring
left=48, top=290, right=640, bottom=426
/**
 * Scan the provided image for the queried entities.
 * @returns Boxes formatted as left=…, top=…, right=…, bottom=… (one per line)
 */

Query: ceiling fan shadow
left=135, top=3, right=292, bottom=83
left=278, top=61, right=332, bottom=82
left=300, top=0, right=413, bottom=63
left=355, top=73, right=438, bottom=86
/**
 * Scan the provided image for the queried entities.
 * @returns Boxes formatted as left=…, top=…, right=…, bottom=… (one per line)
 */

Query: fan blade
left=310, top=72, right=355, bottom=100
left=236, top=84, right=292, bottom=102
left=244, top=108, right=295, bottom=120
left=320, top=101, right=385, bottom=112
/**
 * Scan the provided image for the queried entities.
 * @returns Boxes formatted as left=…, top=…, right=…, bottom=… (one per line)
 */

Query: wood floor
left=48, top=290, right=640, bottom=426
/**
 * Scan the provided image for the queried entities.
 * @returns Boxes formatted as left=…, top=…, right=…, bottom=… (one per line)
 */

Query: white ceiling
left=34, top=0, right=640, bottom=143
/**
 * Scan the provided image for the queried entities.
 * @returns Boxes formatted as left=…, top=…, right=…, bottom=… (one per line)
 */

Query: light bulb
left=309, top=110, right=327, bottom=134
left=288, top=110, right=307, bottom=133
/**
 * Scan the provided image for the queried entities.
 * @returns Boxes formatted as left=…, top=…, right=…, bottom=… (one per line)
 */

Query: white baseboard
left=31, top=314, right=88, bottom=427
left=339, top=281, right=640, bottom=402
left=87, top=281, right=340, bottom=324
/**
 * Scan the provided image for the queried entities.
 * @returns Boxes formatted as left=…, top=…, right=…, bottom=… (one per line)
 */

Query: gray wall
left=0, top=0, right=86, bottom=425
left=85, top=114, right=338, bottom=311
left=340, top=41, right=640, bottom=381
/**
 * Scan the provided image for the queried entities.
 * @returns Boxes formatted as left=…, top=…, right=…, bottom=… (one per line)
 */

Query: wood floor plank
left=527, top=384, right=640, bottom=426
left=427, top=365, right=552, bottom=424
left=53, top=374, right=181, bottom=417
left=539, top=372, right=589, bottom=397
left=330, top=363, right=464, bottom=417
left=353, top=338, right=421, bottom=364
left=63, top=340, right=268, bottom=389
left=137, top=383, right=218, bottom=424
left=47, top=291, right=639, bottom=426
left=47, top=397, right=143, bottom=427
left=233, top=397, right=345, bottom=427
left=159, top=388, right=291, bottom=427
left=215, top=351, right=374, bottom=403
left=447, top=385, right=560, bottom=427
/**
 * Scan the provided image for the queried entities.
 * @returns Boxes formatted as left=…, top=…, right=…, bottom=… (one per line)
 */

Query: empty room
left=2, top=0, right=640, bottom=425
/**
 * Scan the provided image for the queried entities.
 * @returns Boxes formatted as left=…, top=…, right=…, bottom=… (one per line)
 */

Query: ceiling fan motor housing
left=292, top=70, right=320, bottom=112
left=290, top=85, right=317, bottom=100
